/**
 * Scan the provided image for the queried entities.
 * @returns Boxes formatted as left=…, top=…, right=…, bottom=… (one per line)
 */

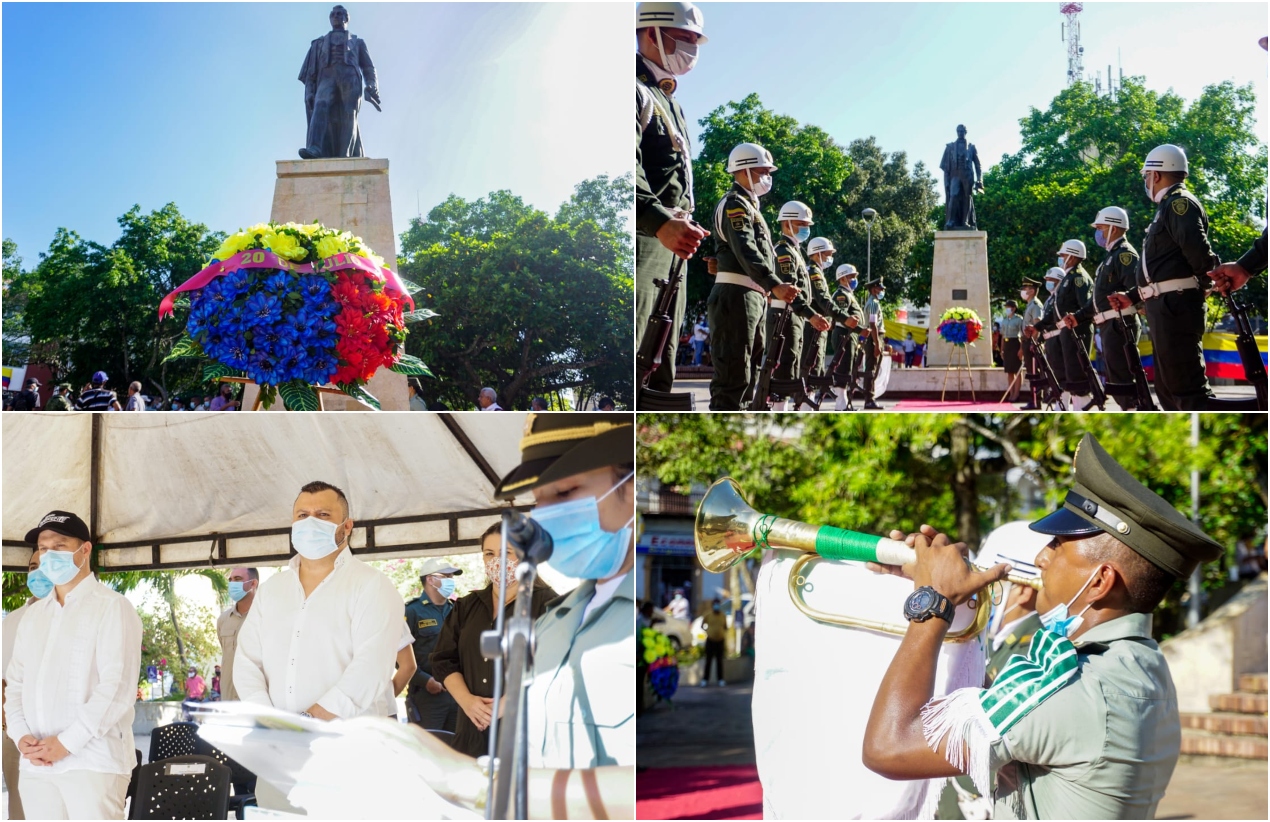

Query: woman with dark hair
left=431, top=522, right=557, bottom=757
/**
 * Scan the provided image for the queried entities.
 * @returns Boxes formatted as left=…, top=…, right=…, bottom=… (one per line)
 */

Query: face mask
left=1057, top=256, right=1067, bottom=269
left=291, top=516, right=348, bottom=560
left=485, top=558, right=518, bottom=592
left=228, top=580, right=252, bottom=602
left=1038, top=565, right=1103, bottom=638
left=746, top=171, right=773, bottom=198
left=436, top=577, right=456, bottom=598
left=877, top=290, right=886, bottom=300
left=1094, top=228, right=1107, bottom=249
left=1046, top=281, right=1058, bottom=293
left=823, top=256, right=834, bottom=267
left=1005, top=307, right=1014, bottom=316
left=533, top=473, right=635, bottom=580
left=1143, top=174, right=1155, bottom=201
left=27, top=568, right=54, bottom=599
left=39, top=549, right=83, bottom=587
left=848, top=278, right=858, bottom=291
left=794, top=227, right=811, bottom=243
left=1019, top=290, right=1029, bottom=300
left=655, top=29, right=699, bottom=76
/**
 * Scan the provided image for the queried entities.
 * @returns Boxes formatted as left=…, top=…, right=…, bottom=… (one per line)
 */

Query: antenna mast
left=1060, top=3, right=1085, bottom=87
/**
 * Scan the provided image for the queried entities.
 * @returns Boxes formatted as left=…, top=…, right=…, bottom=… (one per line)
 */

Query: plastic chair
left=148, top=721, right=200, bottom=762
left=128, top=754, right=230, bottom=820
left=194, top=737, right=258, bottom=820
left=124, top=748, right=143, bottom=808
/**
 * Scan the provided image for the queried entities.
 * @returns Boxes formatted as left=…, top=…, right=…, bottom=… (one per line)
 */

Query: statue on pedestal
left=298, top=5, right=382, bottom=160
left=939, top=125, right=983, bottom=230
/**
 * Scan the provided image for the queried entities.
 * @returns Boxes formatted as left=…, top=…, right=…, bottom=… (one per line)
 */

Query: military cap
left=1030, top=433, right=1223, bottom=578
left=862, top=277, right=884, bottom=291
left=495, top=413, right=634, bottom=499
left=1021, top=277, right=1041, bottom=288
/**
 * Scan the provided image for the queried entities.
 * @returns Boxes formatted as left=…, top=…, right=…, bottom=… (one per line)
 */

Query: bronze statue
left=939, top=125, right=983, bottom=230
left=298, top=5, right=381, bottom=160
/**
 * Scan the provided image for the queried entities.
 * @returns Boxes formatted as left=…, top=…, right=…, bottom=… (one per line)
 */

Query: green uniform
left=707, top=183, right=781, bottom=410
left=829, top=285, right=864, bottom=388
left=1075, top=238, right=1143, bottom=410
left=1128, top=183, right=1218, bottom=410
left=998, top=313, right=1025, bottom=375
left=1054, top=265, right=1094, bottom=395
left=800, top=263, right=846, bottom=378
left=1033, top=291, right=1066, bottom=401
left=635, top=56, right=693, bottom=393
left=764, top=239, right=817, bottom=390
left=861, top=293, right=883, bottom=399
left=527, top=573, right=636, bottom=769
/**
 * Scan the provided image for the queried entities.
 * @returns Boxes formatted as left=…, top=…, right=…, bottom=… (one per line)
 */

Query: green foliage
left=638, top=414, right=1266, bottom=639
left=279, top=380, right=320, bottom=411
left=979, top=78, right=1267, bottom=315
left=2, top=238, right=30, bottom=365
left=136, top=594, right=223, bottom=686
left=388, top=353, right=434, bottom=377
left=398, top=175, right=633, bottom=410
left=338, top=381, right=381, bottom=410
left=689, top=94, right=940, bottom=311
left=372, top=553, right=491, bottom=602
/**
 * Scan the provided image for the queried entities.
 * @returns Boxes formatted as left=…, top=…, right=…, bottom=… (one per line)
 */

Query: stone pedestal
left=925, top=230, right=993, bottom=367
left=269, top=157, right=406, bottom=411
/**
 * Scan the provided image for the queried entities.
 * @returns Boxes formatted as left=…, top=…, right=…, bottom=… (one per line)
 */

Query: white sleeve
left=315, top=574, right=405, bottom=718
left=4, top=617, right=32, bottom=743
left=232, top=593, right=272, bottom=706
left=59, top=597, right=143, bottom=754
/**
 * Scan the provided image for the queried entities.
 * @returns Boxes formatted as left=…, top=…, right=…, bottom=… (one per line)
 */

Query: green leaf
left=203, top=363, right=244, bottom=383
left=162, top=336, right=203, bottom=363
left=278, top=380, right=320, bottom=411
left=398, top=277, right=425, bottom=295
left=402, top=308, right=439, bottom=323
left=389, top=354, right=434, bottom=377
left=337, top=382, right=381, bottom=410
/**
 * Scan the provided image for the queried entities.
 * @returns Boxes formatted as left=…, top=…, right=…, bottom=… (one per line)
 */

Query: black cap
left=863, top=277, right=884, bottom=290
left=495, top=413, right=633, bottom=499
left=1030, top=434, right=1224, bottom=578
left=1021, top=277, right=1041, bottom=288
left=24, top=378, right=40, bottom=387
left=25, top=510, right=92, bottom=545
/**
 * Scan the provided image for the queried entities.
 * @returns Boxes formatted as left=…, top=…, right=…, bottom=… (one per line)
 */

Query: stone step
left=1209, top=692, right=1268, bottom=714
left=1238, top=673, right=1268, bottom=694
left=1180, top=729, right=1268, bottom=759
left=1179, top=712, right=1268, bottom=737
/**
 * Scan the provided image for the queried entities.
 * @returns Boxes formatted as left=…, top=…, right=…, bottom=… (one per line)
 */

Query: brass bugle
left=694, top=478, right=1042, bottom=642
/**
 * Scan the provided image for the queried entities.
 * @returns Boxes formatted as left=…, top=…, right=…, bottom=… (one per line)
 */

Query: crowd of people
left=2, top=413, right=636, bottom=819
left=3, top=373, right=245, bottom=413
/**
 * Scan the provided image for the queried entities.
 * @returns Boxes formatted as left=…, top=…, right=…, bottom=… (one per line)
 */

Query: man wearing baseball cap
left=74, top=372, right=121, bottom=412
left=864, top=433, right=1223, bottom=819
left=404, top=557, right=463, bottom=734
left=5, top=511, right=142, bottom=819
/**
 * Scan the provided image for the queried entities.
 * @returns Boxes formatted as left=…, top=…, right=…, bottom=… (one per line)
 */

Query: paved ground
left=671, top=377, right=1258, bottom=412
left=637, top=680, right=1268, bottom=819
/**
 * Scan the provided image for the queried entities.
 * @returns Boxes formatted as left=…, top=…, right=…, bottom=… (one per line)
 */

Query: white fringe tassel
left=917, top=687, right=1001, bottom=820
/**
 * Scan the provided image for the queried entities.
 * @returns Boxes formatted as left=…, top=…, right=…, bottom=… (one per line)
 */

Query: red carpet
left=892, top=399, right=1023, bottom=411
left=637, top=765, right=763, bottom=820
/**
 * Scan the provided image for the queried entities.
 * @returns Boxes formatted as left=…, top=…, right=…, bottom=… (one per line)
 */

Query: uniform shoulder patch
left=777, top=254, right=793, bottom=275
left=725, top=206, right=747, bottom=231
left=1171, top=197, right=1189, bottom=216
left=1119, top=251, right=1134, bottom=266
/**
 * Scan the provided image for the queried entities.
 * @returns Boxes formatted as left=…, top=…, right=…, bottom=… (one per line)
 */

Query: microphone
left=502, top=510, right=553, bottom=566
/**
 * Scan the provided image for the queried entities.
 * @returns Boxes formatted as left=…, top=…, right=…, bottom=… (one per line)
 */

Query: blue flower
left=244, top=292, right=282, bottom=326
left=261, top=270, right=289, bottom=294
left=247, top=350, right=280, bottom=386
left=299, top=275, right=330, bottom=301
left=223, top=268, right=251, bottom=296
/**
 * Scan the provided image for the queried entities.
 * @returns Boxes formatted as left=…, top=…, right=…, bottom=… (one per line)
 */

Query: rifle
left=1225, top=292, right=1268, bottom=411
left=1108, top=313, right=1157, bottom=411
left=1025, top=334, right=1066, bottom=410
left=806, top=329, right=855, bottom=409
left=1063, top=324, right=1107, bottom=410
left=749, top=305, right=790, bottom=411
left=636, top=254, right=695, bottom=410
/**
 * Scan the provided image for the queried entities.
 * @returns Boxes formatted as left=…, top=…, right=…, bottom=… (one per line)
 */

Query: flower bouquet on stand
left=159, top=222, right=436, bottom=410
left=934, top=306, right=983, bottom=402
left=641, top=627, right=680, bottom=703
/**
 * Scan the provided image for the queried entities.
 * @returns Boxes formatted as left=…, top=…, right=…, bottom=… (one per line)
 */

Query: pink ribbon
left=159, top=250, right=415, bottom=318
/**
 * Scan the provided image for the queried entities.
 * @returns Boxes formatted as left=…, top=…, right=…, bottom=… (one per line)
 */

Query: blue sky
left=672, top=2, right=1267, bottom=200
left=2, top=2, right=630, bottom=260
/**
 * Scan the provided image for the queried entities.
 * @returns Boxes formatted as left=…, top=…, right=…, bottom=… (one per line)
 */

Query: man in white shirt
left=3, top=552, right=46, bottom=820
left=234, top=481, right=402, bottom=810
left=478, top=387, right=503, bottom=411
left=4, top=511, right=142, bottom=820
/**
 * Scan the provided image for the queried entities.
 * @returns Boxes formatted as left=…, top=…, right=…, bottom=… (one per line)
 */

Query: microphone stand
left=481, top=510, right=553, bottom=820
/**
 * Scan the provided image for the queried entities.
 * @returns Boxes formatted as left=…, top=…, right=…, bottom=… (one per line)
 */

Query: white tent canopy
left=3, top=413, right=534, bottom=572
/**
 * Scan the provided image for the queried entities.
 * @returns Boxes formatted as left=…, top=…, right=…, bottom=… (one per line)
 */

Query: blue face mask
left=1038, top=565, right=1102, bottom=638
left=794, top=227, right=811, bottom=243
left=39, top=549, right=83, bottom=586
left=1094, top=228, right=1107, bottom=249
left=27, top=568, right=54, bottom=599
left=291, top=517, right=347, bottom=560
left=533, top=473, right=635, bottom=580
left=228, top=580, right=252, bottom=602
left=848, top=278, right=858, bottom=291
left=437, top=578, right=456, bottom=598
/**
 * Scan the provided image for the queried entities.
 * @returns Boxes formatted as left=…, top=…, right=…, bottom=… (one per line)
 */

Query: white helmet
left=778, top=201, right=814, bottom=225
left=1141, top=144, right=1188, bottom=176
left=807, top=237, right=835, bottom=257
left=727, top=142, right=776, bottom=173
left=974, top=521, right=1048, bottom=583
left=1058, top=239, right=1087, bottom=260
left=835, top=263, right=859, bottom=280
left=636, top=1, right=708, bottom=42
left=1044, top=266, right=1065, bottom=282
left=1091, top=206, right=1129, bottom=230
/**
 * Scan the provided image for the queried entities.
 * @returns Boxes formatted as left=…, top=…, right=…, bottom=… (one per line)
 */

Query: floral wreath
left=935, top=306, right=983, bottom=346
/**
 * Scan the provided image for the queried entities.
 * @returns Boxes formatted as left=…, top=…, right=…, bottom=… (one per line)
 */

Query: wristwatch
left=904, top=586, right=954, bottom=624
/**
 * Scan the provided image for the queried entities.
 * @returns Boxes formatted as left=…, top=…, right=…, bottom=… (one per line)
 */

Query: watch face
left=910, top=589, right=935, bottom=612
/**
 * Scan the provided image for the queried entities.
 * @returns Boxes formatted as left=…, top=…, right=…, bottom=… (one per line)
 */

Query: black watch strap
left=904, top=585, right=955, bottom=624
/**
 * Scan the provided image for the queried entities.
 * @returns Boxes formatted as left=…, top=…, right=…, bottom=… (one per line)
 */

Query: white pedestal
left=926, top=230, right=993, bottom=367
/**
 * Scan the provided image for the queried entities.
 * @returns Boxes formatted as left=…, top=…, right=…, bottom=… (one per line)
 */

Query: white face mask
left=746, top=170, right=773, bottom=198
left=291, top=516, right=348, bottom=560
left=1019, top=290, right=1029, bottom=300
left=655, top=29, right=699, bottom=76
left=823, top=256, right=834, bottom=267
left=1005, top=307, right=1014, bottom=316
left=1057, top=256, right=1067, bottom=269
left=1046, top=281, right=1058, bottom=293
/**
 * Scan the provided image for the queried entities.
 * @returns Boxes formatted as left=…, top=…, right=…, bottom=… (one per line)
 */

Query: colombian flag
left=1138, top=332, right=1267, bottom=381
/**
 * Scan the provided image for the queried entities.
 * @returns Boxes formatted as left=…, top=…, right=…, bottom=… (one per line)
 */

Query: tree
left=687, top=94, right=940, bottom=312
left=2, top=238, right=30, bottom=365
left=399, top=177, right=633, bottom=410
left=979, top=78, right=1267, bottom=315
left=638, top=413, right=1266, bottom=639
left=104, top=568, right=228, bottom=676
left=136, top=596, right=222, bottom=693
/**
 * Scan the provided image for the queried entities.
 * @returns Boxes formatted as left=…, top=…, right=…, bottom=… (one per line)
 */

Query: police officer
left=404, top=558, right=461, bottom=733
left=829, top=264, right=865, bottom=411
left=1019, top=277, right=1045, bottom=409
left=860, top=278, right=886, bottom=410
left=707, top=142, right=797, bottom=410
left=1107, top=145, right=1219, bottom=410
left=1064, top=207, right=1143, bottom=410
left=802, top=237, right=846, bottom=380
left=764, top=202, right=832, bottom=409
left=636, top=1, right=709, bottom=393
left=1026, top=268, right=1067, bottom=408
left=997, top=301, right=1025, bottom=402
left=1053, top=239, right=1095, bottom=406
left=864, top=432, right=1224, bottom=819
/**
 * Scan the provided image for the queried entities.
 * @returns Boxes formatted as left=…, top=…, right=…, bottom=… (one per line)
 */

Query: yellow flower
left=213, top=231, right=252, bottom=261
left=315, top=234, right=349, bottom=260
left=269, top=232, right=306, bottom=261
